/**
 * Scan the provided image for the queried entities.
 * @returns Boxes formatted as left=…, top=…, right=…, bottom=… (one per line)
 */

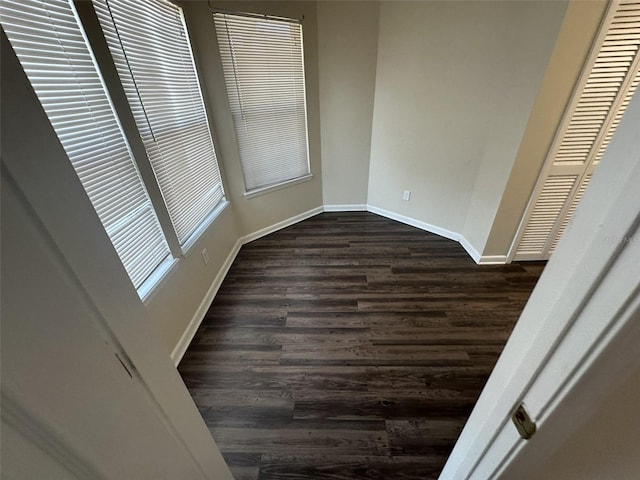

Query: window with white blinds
left=94, top=0, right=225, bottom=244
left=1, top=0, right=171, bottom=289
left=214, top=12, right=311, bottom=194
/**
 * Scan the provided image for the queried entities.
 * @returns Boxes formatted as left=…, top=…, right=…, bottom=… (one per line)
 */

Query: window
left=214, top=12, right=310, bottom=195
left=94, top=0, right=224, bottom=244
left=1, top=0, right=225, bottom=295
left=1, top=0, right=171, bottom=289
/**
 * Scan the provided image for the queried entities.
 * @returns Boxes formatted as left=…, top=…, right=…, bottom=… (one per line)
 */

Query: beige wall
left=317, top=1, right=379, bottom=206
left=367, top=0, right=567, bottom=239
left=483, top=0, right=609, bottom=256
left=146, top=208, right=240, bottom=352
left=183, top=1, right=323, bottom=237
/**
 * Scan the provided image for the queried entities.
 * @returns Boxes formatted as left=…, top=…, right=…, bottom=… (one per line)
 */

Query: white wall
left=318, top=1, right=379, bottom=207
left=367, top=0, right=567, bottom=245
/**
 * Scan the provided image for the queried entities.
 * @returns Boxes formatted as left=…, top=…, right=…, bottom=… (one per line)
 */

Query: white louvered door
left=512, top=0, right=640, bottom=261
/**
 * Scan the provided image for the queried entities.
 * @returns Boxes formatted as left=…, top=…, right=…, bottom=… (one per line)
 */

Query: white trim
left=323, top=204, right=368, bottom=212
left=511, top=252, right=550, bottom=262
left=459, top=238, right=507, bottom=265
left=366, top=205, right=461, bottom=242
left=240, top=206, right=324, bottom=244
left=244, top=174, right=313, bottom=199
left=180, top=200, right=230, bottom=254
left=478, top=254, right=508, bottom=265
left=366, top=205, right=505, bottom=265
left=170, top=238, right=242, bottom=365
left=459, top=236, right=481, bottom=263
left=139, top=257, right=179, bottom=304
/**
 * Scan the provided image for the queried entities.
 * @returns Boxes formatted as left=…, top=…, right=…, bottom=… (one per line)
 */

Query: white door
left=1, top=174, right=207, bottom=479
left=440, top=47, right=640, bottom=479
left=1, top=25, right=233, bottom=480
left=511, top=0, right=640, bottom=261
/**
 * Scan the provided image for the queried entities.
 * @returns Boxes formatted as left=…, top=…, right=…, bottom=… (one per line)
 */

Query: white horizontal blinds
left=516, top=175, right=579, bottom=256
left=0, top=0, right=170, bottom=289
left=214, top=12, right=310, bottom=192
left=94, top=0, right=224, bottom=244
left=515, top=0, right=640, bottom=260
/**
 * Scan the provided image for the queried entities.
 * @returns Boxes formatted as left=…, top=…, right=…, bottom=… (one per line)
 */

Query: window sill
left=138, top=255, right=179, bottom=303
left=137, top=199, right=230, bottom=304
left=244, top=174, right=313, bottom=200
left=180, top=199, right=230, bottom=255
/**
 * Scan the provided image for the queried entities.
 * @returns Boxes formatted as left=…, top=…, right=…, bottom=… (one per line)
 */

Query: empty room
left=2, top=0, right=640, bottom=479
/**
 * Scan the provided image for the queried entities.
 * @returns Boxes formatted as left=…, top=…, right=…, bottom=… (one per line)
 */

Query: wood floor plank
left=180, top=365, right=371, bottom=391
left=258, top=454, right=444, bottom=480
left=210, top=426, right=389, bottom=456
left=178, top=212, right=544, bottom=479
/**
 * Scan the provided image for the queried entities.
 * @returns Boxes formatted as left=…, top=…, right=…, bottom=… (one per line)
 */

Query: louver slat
left=550, top=174, right=593, bottom=252
left=517, top=176, right=578, bottom=255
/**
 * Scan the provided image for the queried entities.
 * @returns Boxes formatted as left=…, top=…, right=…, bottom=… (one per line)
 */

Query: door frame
left=441, top=70, right=640, bottom=478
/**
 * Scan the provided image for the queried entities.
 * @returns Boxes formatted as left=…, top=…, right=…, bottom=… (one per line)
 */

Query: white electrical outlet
left=403, top=190, right=411, bottom=201
left=201, top=248, right=209, bottom=265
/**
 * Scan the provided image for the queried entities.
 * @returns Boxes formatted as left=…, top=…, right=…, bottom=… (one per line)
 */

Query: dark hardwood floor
left=178, top=212, right=545, bottom=480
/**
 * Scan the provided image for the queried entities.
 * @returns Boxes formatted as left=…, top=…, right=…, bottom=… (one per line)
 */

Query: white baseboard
left=366, top=204, right=461, bottom=242
left=240, top=206, right=324, bottom=245
left=459, top=235, right=482, bottom=263
left=478, top=254, right=508, bottom=265
left=323, top=204, right=368, bottom=212
left=171, top=238, right=242, bottom=365
left=366, top=205, right=508, bottom=266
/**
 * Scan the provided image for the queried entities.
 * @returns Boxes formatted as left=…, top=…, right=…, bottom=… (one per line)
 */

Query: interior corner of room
left=3, top=0, right=640, bottom=479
